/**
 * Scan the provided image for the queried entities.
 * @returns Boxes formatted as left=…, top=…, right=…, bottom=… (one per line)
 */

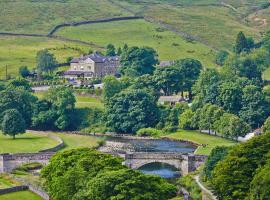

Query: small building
left=64, top=53, right=120, bottom=79
left=158, top=95, right=187, bottom=106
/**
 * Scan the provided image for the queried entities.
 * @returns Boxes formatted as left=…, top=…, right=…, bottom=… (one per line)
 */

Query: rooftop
left=71, top=53, right=120, bottom=63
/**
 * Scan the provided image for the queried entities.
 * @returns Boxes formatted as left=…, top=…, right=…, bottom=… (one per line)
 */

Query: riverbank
left=165, top=130, right=237, bottom=155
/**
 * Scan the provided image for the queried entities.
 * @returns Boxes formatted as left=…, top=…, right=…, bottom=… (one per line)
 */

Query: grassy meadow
left=0, top=0, right=130, bottom=34
left=0, top=36, right=91, bottom=79
left=76, top=96, right=104, bottom=109
left=0, top=132, right=59, bottom=154
left=165, top=130, right=237, bottom=155
left=57, top=19, right=216, bottom=66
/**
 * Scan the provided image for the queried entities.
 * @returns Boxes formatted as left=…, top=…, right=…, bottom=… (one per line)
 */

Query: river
left=100, top=136, right=196, bottom=178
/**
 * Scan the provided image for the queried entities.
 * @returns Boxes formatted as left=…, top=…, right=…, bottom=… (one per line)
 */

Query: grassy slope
left=0, top=0, right=130, bottom=34
left=0, top=191, right=42, bottom=200
left=0, top=132, right=59, bottom=153
left=165, top=130, right=236, bottom=155
left=57, top=19, right=216, bottom=66
left=114, top=0, right=266, bottom=50
left=0, top=36, right=92, bottom=79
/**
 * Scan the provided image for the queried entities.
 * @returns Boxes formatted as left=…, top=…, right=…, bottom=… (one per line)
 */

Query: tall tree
left=106, top=89, right=158, bottom=134
left=103, top=76, right=123, bottom=103
left=174, top=58, right=202, bottom=100
left=36, top=49, right=58, bottom=74
left=235, top=31, right=248, bottom=54
left=1, top=109, right=26, bottom=139
left=120, top=47, right=159, bottom=77
left=153, top=67, right=182, bottom=96
left=106, top=44, right=116, bottom=56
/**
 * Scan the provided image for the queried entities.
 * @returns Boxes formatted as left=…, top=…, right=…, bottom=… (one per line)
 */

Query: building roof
left=158, top=95, right=186, bottom=103
left=159, top=61, right=175, bottom=67
left=71, top=53, right=120, bottom=63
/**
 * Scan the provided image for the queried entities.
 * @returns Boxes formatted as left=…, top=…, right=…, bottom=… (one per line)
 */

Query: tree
left=214, top=113, right=250, bottom=139
left=211, top=132, right=270, bottom=200
left=106, top=89, right=159, bottom=134
left=85, top=169, right=177, bottom=200
left=153, top=66, right=182, bottom=96
left=248, top=161, right=270, bottom=200
left=239, top=85, right=270, bottom=128
left=1, top=109, right=26, bottom=139
left=215, top=50, right=229, bottom=66
left=0, top=87, right=37, bottom=127
left=192, top=69, right=221, bottom=107
left=174, top=58, right=202, bottom=100
left=103, top=76, right=123, bottom=103
left=36, top=49, right=58, bottom=74
left=179, top=109, right=195, bottom=130
left=235, top=31, right=248, bottom=54
left=41, top=148, right=177, bottom=200
left=7, top=78, right=31, bottom=91
left=203, top=146, right=229, bottom=180
left=32, top=87, right=76, bottom=130
left=19, top=66, right=30, bottom=78
left=217, top=81, right=242, bottom=114
left=262, top=116, right=270, bottom=133
left=120, top=46, right=159, bottom=77
left=106, top=44, right=116, bottom=56
left=117, top=47, right=122, bottom=55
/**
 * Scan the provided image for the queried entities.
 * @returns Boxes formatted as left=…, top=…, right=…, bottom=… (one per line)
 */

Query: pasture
left=0, top=191, right=42, bottom=200
left=57, top=19, right=216, bottom=66
left=0, top=36, right=91, bottom=79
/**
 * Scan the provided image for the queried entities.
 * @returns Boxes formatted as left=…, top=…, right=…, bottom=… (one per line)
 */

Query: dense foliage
left=41, top=148, right=177, bottom=200
left=106, top=89, right=159, bottom=134
left=208, top=132, right=270, bottom=200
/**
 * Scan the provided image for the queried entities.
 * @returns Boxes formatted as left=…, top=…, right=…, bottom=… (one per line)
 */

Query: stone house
left=64, top=53, right=120, bottom=79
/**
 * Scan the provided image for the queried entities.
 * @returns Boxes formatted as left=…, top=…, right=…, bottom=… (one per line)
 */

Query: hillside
left=0, top=0, right=269, bottom=79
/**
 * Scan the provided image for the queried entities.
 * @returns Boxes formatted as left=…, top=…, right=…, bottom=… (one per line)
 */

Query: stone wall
left=0, top=152, right=54, bottom=173
left=39, top=134, right=64, bottom=152
left=0, top=185, right=28, bottom=195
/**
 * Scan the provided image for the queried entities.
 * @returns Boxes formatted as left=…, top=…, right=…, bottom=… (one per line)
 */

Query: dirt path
left=194, top=175, right=217, bottom=200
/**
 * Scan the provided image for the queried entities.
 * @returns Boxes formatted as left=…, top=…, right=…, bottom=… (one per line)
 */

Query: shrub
left=179, top=173, right=202, bottom=200
left=137, top=128, right=163, bottom=137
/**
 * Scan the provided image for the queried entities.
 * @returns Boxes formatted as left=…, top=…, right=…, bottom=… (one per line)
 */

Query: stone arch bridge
left=124, top=152, right=207, bottom=175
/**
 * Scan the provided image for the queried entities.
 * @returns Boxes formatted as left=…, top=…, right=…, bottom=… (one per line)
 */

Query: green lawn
left=57, top=19, right=216, bottom=67
left=165, top=130, right=237, bottom=155
left=76, top=96, right=104, bottom=109
left=50, top=132, right=101, bottom=151
left=0, top=132, right=59, bottom=154
left=0, top=36, right=91, bottom=80
left=0, top=191, right=42, bottom=200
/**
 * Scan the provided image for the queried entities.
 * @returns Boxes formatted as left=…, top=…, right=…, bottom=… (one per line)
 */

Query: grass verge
left=165, top=130, right=236, bottom=155
left=0, top=191, right=43, bottom=200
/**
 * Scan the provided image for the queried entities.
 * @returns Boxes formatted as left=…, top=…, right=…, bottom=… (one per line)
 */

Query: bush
left=137, top=128, right=163, bottom=137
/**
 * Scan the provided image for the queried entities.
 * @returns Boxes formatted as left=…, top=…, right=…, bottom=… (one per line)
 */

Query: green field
left=0, top=132, right=59, bottom=154
left=165, top=130, right=237, bottom=155
left=0, top=0, right=130, bottom=34
left=50, top=132, right=101, bottom=151
left=57, top=19, right=216, bottom=66
left=76, top=96, right=104, bottom=109
left=0, top=36, right=91, bottom=79
left=0, top=191, right=42, bottom=200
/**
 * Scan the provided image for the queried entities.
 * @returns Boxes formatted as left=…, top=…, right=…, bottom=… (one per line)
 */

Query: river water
left=101, top=136, right=196, bottom=178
